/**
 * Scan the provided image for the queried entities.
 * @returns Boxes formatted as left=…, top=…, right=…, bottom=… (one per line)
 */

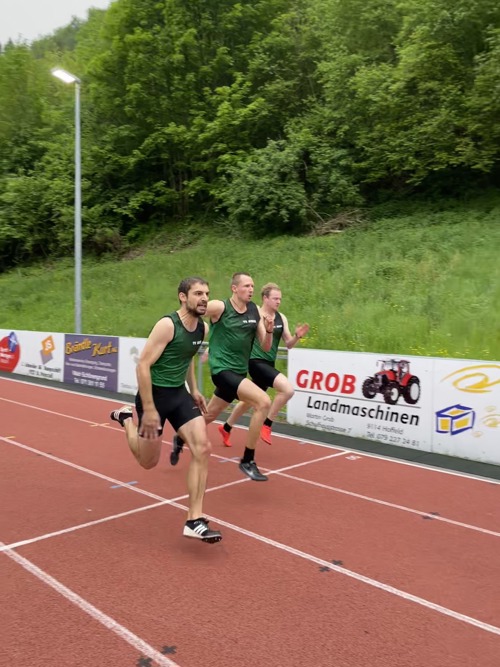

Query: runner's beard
left=188, top=304, right=207, bottom=316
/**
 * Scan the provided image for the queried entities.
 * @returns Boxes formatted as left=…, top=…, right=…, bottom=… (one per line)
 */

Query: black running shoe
left=170, top=434, right=184, bottom=466
left=239, top=460, right=268, bottom=481
left=110, top=406, right=133, bottom=427
left=183, top=518, right=222, bottom=543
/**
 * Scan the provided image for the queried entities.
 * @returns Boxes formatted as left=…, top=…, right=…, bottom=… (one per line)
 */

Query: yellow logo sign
left=41, top=335, right=55, bottom=355
left=441, top=364, right=500, bottom=394
left=435, top=404, right=475, bottom=435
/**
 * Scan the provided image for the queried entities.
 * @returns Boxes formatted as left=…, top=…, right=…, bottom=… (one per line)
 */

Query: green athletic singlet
left=209, top=300, right=260, bottom=375
left=250, top=311, right=283, bottom=362
left=151, top=312, right=205, bottom=387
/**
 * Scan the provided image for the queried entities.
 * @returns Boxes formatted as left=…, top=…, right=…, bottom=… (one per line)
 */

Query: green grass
left=1, top=200, right=500, bottom=361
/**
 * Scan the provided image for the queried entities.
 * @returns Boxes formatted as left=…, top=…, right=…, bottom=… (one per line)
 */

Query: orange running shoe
left=218, top=424, right=232, bottom=447
left=260, top=424, right=272, bottom=445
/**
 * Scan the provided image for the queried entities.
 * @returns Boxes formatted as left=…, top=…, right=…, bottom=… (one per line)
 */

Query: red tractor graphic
left=362, top=359, right=421, bottom=405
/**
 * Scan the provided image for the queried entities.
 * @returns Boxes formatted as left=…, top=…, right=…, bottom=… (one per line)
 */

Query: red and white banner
left=288, top=349, right=500, bottom=465
left=0, top=329, right=64, bottom=381
left=287, top=349, right=432, bottom=452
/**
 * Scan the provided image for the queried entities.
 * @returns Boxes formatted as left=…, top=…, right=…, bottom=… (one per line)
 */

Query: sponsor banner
left=287, top=349, right=433, bottom=452
left=118, top=336, right=146, bottom=395
left=63, top=335, right=119, bottom=391
left=0, top=330, right=64, bottom=381
left=4, top=327, right=499, bottom=466
left=432, top=359, right=500, bottom=465
left=0, top=330, right=21, bottom=372
left=19, top=331, right=63, bottom=381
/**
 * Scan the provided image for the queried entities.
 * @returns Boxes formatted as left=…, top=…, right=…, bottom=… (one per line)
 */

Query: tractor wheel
left=383, top=381, right=400, bottom=405
left=362, top=378, right=377, bottom=399
left=403, top=377, right=420, bottom=405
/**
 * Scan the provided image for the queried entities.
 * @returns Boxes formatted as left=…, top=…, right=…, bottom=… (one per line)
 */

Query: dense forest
left=1, top=0, right=499, bottom=271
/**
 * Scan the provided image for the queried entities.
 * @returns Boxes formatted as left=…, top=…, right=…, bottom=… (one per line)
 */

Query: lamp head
left=51, top=68, right=80, bottom=84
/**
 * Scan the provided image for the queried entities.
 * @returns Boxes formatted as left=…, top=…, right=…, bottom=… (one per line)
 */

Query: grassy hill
left=1, top=197, right=499, bottom=361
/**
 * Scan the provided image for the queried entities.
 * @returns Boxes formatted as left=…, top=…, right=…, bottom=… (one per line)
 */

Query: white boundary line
left=1, top=375, right=500, bottom=485
left=1, top=435, right=500, bottom=638
left=1, top=392, right=498, bottom=538
left=2, top=501, right=173, bottom=551
left=273, top=471, right=500, bottom=539
left=1, top=542, right=180, bottom=666
left=209, top=452, right=500, bottom=539
left=2, top=438, right=497, bottom=550
left=0, top=436, right=344, bottom=551
left=195, top=518, right=500, bottom=638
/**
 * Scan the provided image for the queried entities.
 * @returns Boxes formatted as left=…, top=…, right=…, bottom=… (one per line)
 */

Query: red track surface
left=1, top=376, right=500, bottom=667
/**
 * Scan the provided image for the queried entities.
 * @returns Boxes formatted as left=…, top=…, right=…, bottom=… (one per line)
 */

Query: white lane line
left=2, top=501, right=169, bottom=551
left=265, top=450, right=348, bottom=472
left=194, top=516, right=500, bottom=637
left=1, top=379, right=500, bottom=485
left=3, top=399, right=499, bottom=540
left=207, top=452, right=500, bottom=538
left=2, top=436, right=500, bottom=637
left=0, top=437, right=344, bottom=551
left=3, top=396, right=348, bottom=470
left=0, top=396, right=101, bottom=424
left=226, top=424, right=500, bottom=486
left=0, top=543, right=180, bottom=666
left=274, top=471, right=500, bottom=539
left=3, top=402, right=498, bottom=543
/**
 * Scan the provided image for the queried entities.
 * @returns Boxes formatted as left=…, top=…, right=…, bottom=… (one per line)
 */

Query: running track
left=1, top=376, right=500, bottom=667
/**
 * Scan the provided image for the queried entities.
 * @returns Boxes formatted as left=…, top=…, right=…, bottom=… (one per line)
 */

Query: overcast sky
left=1, top=0, right=113, bottom=45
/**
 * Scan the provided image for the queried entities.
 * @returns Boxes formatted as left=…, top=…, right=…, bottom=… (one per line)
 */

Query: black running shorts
left=135, top=384, right=201, bottom=434
left=248, top=359, right=280, bottom=391
left=211, top=370, right=247, bottom=404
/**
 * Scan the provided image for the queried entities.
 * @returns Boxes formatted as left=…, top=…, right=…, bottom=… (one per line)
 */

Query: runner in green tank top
left=150, top=310, right=204, bottom=387
left=221, top=282, right=310, bottom=446
left=208, top=297, right=261, bottom=376
left=172, top=272, right=276, bottom=482
left=110, top=277, right=222, bottom=543
left=248, top=308, right=284, bottom=363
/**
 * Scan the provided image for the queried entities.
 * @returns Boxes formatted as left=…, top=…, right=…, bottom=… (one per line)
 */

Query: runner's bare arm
left=136, top=318, right=174, bottom=437
left=281, top=313, right=309, bottom=349
left=205, top=299, right=225, bottom=323
left=184, top=322, right=208, bottom=413
left=185, top=358, right=207, bottom=413
left=256, top=313, right=274, bottom=351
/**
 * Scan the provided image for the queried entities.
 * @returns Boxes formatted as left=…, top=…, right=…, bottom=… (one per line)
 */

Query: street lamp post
left=51, top=67, right=82, bottom=334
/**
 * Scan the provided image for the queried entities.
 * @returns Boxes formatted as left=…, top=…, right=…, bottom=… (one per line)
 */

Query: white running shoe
left=183, top=518, right=222, bottom=544
left=110, top=406, right=133, bottom=427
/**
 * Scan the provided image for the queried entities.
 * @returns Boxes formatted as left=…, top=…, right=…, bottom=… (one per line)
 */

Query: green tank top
left=151, top=311, right=205, bottom=387
left=250, top=311, right=283, bottom=363
left=209, top=300, right=260, bottom=375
